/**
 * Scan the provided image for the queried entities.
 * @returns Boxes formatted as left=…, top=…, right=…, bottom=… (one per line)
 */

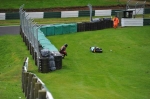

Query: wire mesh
left=19, top=5, right=40, bottom=67
left=19, top=4, right=53, bottom=99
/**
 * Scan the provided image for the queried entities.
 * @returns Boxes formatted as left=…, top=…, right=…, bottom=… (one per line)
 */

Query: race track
left=0, top=26, right=20, bottom=36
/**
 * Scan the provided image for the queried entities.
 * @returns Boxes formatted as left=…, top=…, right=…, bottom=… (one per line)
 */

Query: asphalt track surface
left=0, top=26, right=20, bottom=36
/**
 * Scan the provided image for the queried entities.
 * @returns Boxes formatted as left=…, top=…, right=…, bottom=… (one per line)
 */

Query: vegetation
left=0, top=26, right=150, bottom=99
left=0, top=0, right=126, bottom=9
left=0, top=35, right=36, bottom=99
left=0, top=0, right=150, bottom=99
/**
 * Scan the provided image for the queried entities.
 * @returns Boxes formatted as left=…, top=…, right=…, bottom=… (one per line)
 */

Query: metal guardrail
left=22, top=57, right=54, bottom=99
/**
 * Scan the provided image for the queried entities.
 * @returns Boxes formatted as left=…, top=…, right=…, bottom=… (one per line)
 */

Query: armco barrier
left=22, top=57, right=53, bottom=99
left=51, top=51, right=62, bottom=69
left=76, top=20, right=113, bottom=32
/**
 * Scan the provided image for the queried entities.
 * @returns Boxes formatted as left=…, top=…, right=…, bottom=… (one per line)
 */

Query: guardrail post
left=22, top=70, right=25, bottom=92
left=34, top=82, right=42, bottom=99
left=30, top=77, right=37, bottom=99
left=24, top=72, right=29, bottom=97
left=23, top=72, right=27, bottom=93
left=38, top=90, right=46, bottom=99
left=27, top=73, right=34, bottom=99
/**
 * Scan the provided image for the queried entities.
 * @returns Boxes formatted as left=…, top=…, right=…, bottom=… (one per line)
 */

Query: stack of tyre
left=77, top=18, right=113, bottom=32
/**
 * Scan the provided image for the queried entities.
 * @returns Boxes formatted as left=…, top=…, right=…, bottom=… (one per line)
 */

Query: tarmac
left=0, top=26, right=20, bottom=36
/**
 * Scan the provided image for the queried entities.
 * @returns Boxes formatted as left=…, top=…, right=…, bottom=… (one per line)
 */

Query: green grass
left=27, top=26, right=150, bottom=99
left=0, top=0, right=126, bottom=9
left=0, top=35, right=37, bottom=99
left=0, top=26, right=150, bottom=99
left=0, top=17, right=90, bottom=26
left=0, top=1, right=150, bottom=99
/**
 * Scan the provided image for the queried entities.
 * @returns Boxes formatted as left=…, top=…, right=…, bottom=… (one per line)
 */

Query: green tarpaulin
left=62, top=24, right=70, bottom=34
left=54, top=24, right=63, bottom=35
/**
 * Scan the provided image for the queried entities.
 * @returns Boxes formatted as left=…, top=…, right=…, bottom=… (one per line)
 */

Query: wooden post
left=22, top=69, right=25, bottom=92
left=34, top=82, right=42, bottom=99
left=23, top=33, right=25, bottom=42
left=38, top=90, right=46, bottom=99
left=24, top=72, right=29, bottom=97
left=29, top=77, right=37, bottom=99
left=27, top=73, right=34, bottom=99
left=23, top=71, right=27, bottom=93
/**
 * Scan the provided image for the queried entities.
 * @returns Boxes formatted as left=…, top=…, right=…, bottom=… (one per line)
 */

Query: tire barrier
left=77, top=20, right=113, bottom=32
left=77, top=22, right=85, bottom=32
left=51, top=51, right=62, bottom=70
left=39, top=57, right=50, bottom=73
left=22, top=58, right=54, bottom=99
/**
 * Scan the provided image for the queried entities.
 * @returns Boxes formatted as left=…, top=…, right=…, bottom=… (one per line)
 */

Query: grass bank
left=0, top=0, right=126, bottom=9
left=35, top=26, right=150, bottom=99
left=0, top=26, right=150, bottom=99
left=0, top=35, right=37, bottom=99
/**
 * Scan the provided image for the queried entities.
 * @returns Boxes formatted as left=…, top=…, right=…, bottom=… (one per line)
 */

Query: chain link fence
left=19, top=4, right=41, bottom=67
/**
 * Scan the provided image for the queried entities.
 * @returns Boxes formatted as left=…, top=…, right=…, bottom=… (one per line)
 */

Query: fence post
left=29, top=77, right=37, bottom=99
left=24, top=72, right=29, bottom=97
left=22, top=68, right=25, bottom=92
left=34, top=82, right=42, bottom=99
left=38, top=90, right=46, bottom=99
left=23, top=72, right=27, bottom=93
left=27, top=73, right=34, bottom=99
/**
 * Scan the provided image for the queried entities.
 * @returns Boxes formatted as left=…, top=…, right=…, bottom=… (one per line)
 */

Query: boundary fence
left=19, top=4, right=40, bottom=68
left=19, top=4, right=63, bottom=73
left=126, top=0, right=146, bottom=18
left=22, top=57, right=53, bottom=99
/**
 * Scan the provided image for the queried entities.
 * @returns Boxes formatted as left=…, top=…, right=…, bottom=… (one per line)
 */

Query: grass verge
left=0, top=0, right=126, bottom=9
left=0, top=26, right=150, bottom=99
